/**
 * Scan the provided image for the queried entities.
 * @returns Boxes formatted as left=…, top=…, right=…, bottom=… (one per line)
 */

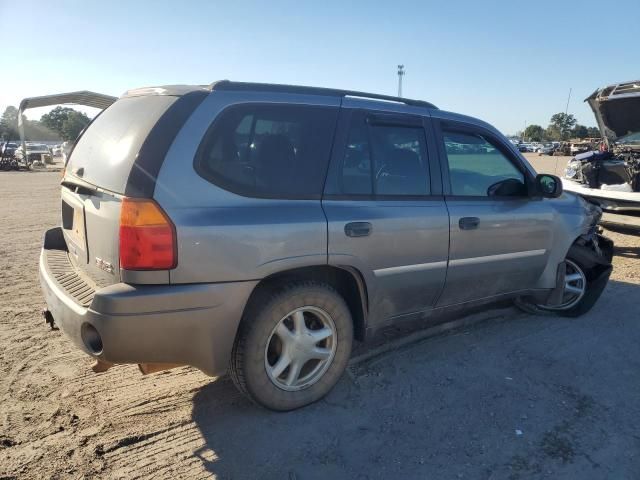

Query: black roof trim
left=209, top=80, right=438, bottom=109
left=125, top=90, right=208, bottom=198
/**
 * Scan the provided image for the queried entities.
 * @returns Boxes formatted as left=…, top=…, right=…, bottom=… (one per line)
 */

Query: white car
left=530, top=143, right=543, bottom=152
left=15, top=143, right=53, bottom=165
left=537, top=144, right=555, bottom=155
left=51, top=144, right=63, bottom=157
left=570, top=142, right=591, bottom=155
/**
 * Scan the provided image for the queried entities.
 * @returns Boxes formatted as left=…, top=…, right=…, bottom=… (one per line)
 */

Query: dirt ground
left=1, top=167, right=639, bottom=480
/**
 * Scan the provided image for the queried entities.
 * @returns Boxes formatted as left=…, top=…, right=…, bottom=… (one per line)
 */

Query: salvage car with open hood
left=563, top=80, right=640, bottom=220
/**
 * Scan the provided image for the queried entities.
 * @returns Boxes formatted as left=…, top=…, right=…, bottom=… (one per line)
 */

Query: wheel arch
left=566, top=232, right=614, bottom=278
left=241, top=265, right=369, bottom=341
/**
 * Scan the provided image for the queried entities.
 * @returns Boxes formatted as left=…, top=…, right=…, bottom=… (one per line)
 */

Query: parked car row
left=510, top=140, right=601, bottom=157
left=512, top=141, right=560, bottom=155
left=0, top=141, right=54, bottom=170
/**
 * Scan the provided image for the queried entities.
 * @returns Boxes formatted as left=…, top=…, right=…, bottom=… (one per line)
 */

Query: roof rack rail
left=208, top=80, right=437, bottom=109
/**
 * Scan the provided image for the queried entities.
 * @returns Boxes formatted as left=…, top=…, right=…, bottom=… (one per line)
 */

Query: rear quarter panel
left=154, top=91, right=340, bottom=283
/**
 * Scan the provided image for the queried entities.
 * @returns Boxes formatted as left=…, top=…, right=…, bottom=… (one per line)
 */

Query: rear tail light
left=119, top=198, right=177, bottom=270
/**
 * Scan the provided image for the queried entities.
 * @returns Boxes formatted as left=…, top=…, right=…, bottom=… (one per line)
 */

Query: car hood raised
left=586, top=80, right=640, bottom=146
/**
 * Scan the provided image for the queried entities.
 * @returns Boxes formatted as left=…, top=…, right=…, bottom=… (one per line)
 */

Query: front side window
left=339, top=114, right=430, bottom=196
left=442, top=130, right=526, bottom=196
left=196, top=104, right=338, bottom=198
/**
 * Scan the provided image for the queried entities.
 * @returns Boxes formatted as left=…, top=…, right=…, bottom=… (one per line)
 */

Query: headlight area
left=565, top=161, right=580, bottom=179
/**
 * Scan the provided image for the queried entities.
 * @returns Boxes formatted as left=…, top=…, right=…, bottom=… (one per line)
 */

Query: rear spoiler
left=17, top=91, right=117, bottom=155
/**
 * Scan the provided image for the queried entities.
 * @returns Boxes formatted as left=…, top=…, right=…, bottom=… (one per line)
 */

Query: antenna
left=565, top=87, right=572, bottom=115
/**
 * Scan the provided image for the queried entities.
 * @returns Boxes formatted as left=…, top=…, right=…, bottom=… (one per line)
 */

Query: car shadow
left=612, top=244, right=640, bottom=259
left=189, top=279, right=640, bottom=479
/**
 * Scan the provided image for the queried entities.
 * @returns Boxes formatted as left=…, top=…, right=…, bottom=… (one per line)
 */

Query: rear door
left=433, top=119, right=554, bottom=306
left=322, top=105, right=449, bottom=326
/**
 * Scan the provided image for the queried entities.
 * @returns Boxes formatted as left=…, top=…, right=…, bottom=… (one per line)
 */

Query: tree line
left=521, top=113, right=600, bottom=142
left=0, top=106, right=91, bottom=142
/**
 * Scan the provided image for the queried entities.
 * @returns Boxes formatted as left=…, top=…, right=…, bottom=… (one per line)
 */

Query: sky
left=1, top=0, right=638, bottom=134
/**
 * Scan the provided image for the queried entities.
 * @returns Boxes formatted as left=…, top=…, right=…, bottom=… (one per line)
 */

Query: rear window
left=68, top=95, right=177, bottom=194
left=195, top=104, right=338, bottom=198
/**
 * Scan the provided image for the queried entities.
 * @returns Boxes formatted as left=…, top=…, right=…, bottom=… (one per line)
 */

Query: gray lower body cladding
left=39, top=227, right=257, bottom=376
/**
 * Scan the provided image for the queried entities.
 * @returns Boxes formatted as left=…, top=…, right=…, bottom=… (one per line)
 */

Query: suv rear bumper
left=39, top=227, right=257, bottom=376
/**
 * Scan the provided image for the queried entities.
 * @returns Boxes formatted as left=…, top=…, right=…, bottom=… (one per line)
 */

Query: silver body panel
left=155, top=91, right=340, bottom=284
left=323, top=198, right=449, bottom=326
left=40, top=231, right=255, bottom=376
left=438, top=198, right=553, bottom=305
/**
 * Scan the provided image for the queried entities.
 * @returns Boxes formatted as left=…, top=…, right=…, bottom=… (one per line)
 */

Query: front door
left=433, top=120, right=554, bottom=306
left=322, top=106, right=449, bottom=326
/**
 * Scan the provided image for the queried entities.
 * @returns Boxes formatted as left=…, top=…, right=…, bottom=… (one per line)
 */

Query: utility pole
left=565, top=87, right=572, bottom=115
left=397, top=65, right=405, bottom=97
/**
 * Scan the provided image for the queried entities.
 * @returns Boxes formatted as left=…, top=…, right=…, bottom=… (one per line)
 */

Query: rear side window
left=68, top=95, right=178, bottom=194
left=195, top=104, right=338, bottom=198
left=341, top=121, right=372, bottom=194
left=339, top=113, right=430, bottom=196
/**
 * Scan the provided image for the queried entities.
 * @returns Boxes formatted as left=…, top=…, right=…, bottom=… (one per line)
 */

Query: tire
left=230, top=282, right=353, bottom=411
left=515, top=245, right=611, bottom=318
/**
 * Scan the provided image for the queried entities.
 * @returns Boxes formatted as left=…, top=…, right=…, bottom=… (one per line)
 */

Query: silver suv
left=40, top=81, right=613, bottom=410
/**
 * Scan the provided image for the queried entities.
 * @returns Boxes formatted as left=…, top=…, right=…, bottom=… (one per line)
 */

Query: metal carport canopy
left=18, top=90, right=117, bottom=147
left=18, top=91, right=117, bottom=112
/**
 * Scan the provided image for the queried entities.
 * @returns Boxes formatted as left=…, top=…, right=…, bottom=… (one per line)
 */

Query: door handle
left=459, top=217, right=480, bottom=230
left=344, top=222, right=372, bottom=237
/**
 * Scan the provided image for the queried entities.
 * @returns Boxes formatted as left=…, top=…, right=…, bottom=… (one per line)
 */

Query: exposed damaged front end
left=565, top=150, right=640, bottom=193
left=563, top=80, right=640, bottom=212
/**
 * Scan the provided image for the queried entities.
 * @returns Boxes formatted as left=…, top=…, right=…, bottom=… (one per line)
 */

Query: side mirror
left=535, top=174, right=562, bottom=198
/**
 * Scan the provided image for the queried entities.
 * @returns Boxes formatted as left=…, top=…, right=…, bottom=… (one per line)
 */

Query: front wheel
left=516, top=244, right=612, bottom=317
left=230, top=282, right=353, bottom=411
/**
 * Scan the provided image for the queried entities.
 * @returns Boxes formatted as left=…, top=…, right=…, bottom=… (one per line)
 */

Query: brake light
left=119, top=198, right=177, bottom=270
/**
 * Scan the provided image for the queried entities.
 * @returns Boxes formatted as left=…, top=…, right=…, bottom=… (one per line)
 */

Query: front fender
left=534, top=192, right=604, bottom=289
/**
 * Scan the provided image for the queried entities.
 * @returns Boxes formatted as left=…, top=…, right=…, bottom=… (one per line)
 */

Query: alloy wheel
left=540, top=259, right=587, bottom=311
left=264, top=306, right=337, bottom=392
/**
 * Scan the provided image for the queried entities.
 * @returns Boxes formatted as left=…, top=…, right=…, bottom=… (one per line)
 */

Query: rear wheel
left=230, top=282, right=353, bottom=411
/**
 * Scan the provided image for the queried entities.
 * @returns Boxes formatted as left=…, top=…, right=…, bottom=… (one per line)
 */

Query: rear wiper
left=61, top=177, right=99, bottom=196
